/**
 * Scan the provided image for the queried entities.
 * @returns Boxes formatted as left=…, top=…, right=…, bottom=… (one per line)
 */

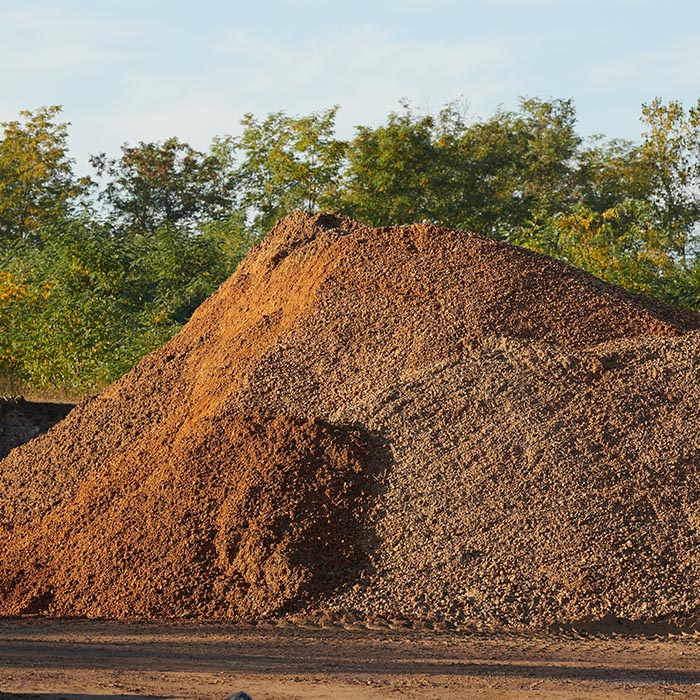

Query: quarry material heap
left=1, top=212, right=700, bottom=628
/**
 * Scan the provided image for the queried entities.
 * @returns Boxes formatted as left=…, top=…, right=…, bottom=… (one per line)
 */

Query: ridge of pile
left=1, top=211, right=700, bottom=627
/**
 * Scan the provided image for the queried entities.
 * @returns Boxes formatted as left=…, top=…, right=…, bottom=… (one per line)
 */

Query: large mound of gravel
left=1, top=212, right=699, bottom=628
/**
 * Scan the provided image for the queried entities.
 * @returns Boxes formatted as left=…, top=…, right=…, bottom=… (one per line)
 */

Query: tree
left=575, top=136, right=645, bottom=213
left=235, top=107, right=347, bottom=233
left=339, top=98, right=582, bottom=236
left=0, top=211, right=252, bottom=392
left=339, top=100, right=481, bottom=228
left=514, top=200, right=677, bottom=299
left=455, top=108, right=526, bottom=235
left=463, top=98, right=581, bottom=238
left=0, top=270, right=29, bottom=384
left=0, top=218, right=139, bottom=390
left=130, top=213, right=252, bottom=328
left=90, top=137, right=238, bottom=235
left=0, top=105, right=88, bottom=245
left=518, top=97, right=581, bottom=222
left=637, top=98, right=700, bottom=267
left=340, top=104, right=440, bottom=225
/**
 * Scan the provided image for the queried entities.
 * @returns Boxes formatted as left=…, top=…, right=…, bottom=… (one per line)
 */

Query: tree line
left=1, top=98, right=699, bottom=393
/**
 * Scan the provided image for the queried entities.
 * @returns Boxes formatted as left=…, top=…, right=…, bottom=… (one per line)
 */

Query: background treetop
left=2, top=97, right=700, bottom=393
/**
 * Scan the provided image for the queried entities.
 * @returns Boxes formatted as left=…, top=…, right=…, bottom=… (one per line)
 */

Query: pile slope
left=1, top=211, right=700, bottom=627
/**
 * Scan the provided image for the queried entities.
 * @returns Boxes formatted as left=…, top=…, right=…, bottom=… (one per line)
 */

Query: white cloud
left=0, top=7, right=134, bottom=76
left=56, top=24, right=517, bottom=171
left=212, top=25, right=516, bottom=131
left=2, top=7, right=521, bottom=171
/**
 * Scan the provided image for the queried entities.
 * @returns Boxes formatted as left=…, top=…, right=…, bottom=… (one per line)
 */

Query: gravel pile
left=1, top=211, right=700, bottom=627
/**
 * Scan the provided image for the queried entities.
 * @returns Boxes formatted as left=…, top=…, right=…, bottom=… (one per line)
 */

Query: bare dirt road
left=1, top=619, right=699, bottom=700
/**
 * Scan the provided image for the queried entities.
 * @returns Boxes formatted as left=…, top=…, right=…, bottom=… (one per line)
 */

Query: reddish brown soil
left=1, top=212, right=700, bottom=628
left=0, top=413, right=378, bottom=619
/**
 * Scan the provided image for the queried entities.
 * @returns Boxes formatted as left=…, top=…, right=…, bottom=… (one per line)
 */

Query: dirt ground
left=1, top=620, right=699, bottom=700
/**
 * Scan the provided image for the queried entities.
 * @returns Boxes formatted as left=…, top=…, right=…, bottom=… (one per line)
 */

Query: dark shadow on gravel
left=0, top=398, right=74, bottom=460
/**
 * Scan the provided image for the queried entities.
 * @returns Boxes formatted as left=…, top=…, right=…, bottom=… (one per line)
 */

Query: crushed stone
left=1, top=211, right=699, bottom=628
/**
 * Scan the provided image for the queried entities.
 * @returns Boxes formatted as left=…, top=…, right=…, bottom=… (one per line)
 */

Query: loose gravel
left=1, top=212, right=700, bottom=629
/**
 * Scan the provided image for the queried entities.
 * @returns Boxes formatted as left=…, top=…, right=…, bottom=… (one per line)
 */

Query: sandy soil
left=1, top=620, right=699, bottom=700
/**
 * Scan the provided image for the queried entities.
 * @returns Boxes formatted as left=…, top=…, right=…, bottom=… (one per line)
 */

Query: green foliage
left=235, top=107, right=347, bottom=233
left=0, top=213, right=251, bottom=392
left=337, top=98, right=581, bottom=236
left=1, top=221, right=140, bottom=389
left=130, top=213, right=252, bottom=327
left=457, top=98, right=580, bottom=237
left=0, top=108, right=252, bottom=392
left=515, top=200, right=677, bottom=298
left=339, top=103, right=444, bottom=225
left=517, top=97, right=581, bottom=220
left=576, top=136, right=644, bottom=213
left=0, top=106, right=88, bottom=244
left=3, top=97, right=700, bottom=394
left=90, top=137, right=238, bottom=234
left=638, top=98, right=700, bottom=266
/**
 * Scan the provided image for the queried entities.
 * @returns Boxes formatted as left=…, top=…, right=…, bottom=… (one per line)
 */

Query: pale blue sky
left=2, top=0, right=699, bottom=172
